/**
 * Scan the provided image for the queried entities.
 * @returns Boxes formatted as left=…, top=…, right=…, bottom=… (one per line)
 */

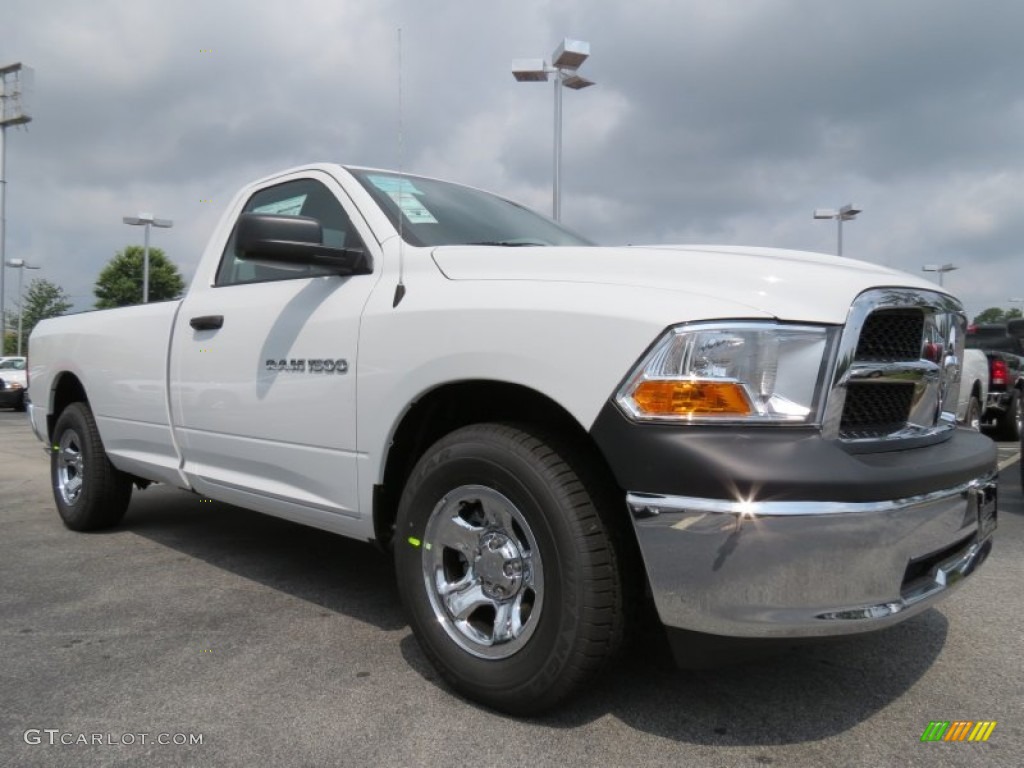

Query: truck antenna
left=393, top=27, right=407, bottom=308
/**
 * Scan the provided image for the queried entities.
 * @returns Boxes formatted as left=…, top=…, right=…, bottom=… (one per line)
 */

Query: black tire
left=51, top=402, right=132, bottom=531
left=394, top=423, right=626, bottom=715
left=995, top=391, right=1022, bottom=441
left=965, top=396, right=982, bottom=431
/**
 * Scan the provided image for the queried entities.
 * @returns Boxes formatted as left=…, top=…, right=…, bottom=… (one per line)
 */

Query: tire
left=995, top=391, right=1022, bottom=441
left=965, top=396, right=982, bottom=431
left=394, top=423, right=626, bottom=715
left=51, top=402, right=132, bottom=531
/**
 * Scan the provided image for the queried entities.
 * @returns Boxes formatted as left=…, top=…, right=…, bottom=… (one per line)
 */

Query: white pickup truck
left=27, top=164, right=997, bottom=714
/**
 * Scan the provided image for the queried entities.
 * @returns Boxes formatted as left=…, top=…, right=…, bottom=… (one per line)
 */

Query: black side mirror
left=235, top=213, right=371, bottom=275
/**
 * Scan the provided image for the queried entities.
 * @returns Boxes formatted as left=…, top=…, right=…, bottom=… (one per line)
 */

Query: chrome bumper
left=628, top=475, right=997, bottom=638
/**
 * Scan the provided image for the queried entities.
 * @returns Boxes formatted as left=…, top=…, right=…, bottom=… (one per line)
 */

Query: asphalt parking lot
left=1, top=409, right=1022, bottom=768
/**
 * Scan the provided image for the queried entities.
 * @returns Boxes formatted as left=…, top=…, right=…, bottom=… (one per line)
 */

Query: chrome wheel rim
left=56, top=429, right=85, bottom=506
left=421, top=485, right=544, bottom=659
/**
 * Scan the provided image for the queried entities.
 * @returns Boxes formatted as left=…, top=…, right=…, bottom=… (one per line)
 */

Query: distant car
left=966, top=322, right=1024, bottom=440
left=0, top=357, right=27, bottom=411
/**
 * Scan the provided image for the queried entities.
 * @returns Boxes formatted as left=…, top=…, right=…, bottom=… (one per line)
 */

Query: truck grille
left=823, top=289, right=964, bottom=444
left=855, top=309, right=924, bottom=362
left=840, top=382, right=916, bottom=439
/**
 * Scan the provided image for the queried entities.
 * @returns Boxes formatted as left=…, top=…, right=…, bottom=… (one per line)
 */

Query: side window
left=215, top=178, right=366, bottom=286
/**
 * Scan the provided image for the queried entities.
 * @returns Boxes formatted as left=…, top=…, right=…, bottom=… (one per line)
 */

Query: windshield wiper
left=464, top=240, right=547, bottom=247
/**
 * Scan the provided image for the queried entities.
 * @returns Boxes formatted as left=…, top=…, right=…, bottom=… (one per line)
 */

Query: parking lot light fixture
left=813, top=204, right=861, bottom=256
left=1, top=62, right=33, bottom=356
left=512, top=38, right=595, bottom=221
left=123, top=213, right=173, bottom=303
left=922, top=263, right=957, bottom=287
left=5, top=257, right=40, bottom=356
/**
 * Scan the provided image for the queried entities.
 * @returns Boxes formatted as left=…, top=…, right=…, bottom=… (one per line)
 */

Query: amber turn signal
left=632, top=379, right=753, bottom=417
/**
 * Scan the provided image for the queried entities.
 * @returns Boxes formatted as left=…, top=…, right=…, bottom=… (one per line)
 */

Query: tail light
left=991, top=359, right=1009, bottom=387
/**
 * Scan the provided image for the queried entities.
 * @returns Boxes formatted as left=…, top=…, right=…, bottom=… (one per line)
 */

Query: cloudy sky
left=2, top=0, right=1022, bottom=319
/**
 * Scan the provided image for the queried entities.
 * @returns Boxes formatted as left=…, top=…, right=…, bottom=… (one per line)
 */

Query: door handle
left=190, top=315, right=224, bottom=331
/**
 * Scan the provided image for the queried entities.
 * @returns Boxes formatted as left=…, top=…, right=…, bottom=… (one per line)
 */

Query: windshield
left=348, top=169, right=593, bottom=248
left=0, top=359, right=26, bottom=370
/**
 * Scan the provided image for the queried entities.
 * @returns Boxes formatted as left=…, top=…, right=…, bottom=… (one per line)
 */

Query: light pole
left=123, top=213, right=173, bottom=303
left=922, top=263, right=957, bottom=287
left=512, top=39, right=595, bottom=221
left=1, top=62, right=32, bottom=354
left=5, top=258, right=40, bottom=356
left=813, top=203, right=861, bottom=256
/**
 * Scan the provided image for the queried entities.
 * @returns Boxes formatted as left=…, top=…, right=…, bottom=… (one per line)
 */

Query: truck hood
left=431, top=244, right=944, bottom=325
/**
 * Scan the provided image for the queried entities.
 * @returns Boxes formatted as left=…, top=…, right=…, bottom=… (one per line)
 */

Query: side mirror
left=235, top=213, right=371, bottom=275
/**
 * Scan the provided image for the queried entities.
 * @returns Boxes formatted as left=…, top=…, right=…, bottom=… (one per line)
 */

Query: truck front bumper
left=628, top=479, right=995, bottom=638
left=590, top=403, right=999, bottom=639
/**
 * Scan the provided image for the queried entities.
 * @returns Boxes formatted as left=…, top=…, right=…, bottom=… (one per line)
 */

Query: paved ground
left=1, top=409, right=1022, bottom=767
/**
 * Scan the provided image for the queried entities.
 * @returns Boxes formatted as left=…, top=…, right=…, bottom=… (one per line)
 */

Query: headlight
left=615, top=322, right=838, bottom=424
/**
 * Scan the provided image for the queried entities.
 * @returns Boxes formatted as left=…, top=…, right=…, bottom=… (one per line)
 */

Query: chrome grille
left=840, top=382, right=916, bottom=439
left=855, top=309, right=924, bottom=362
left=821, top=289, right=964, bottom=445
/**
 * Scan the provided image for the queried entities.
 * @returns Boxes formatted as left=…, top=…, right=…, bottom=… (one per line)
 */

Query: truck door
left=169, top=172, right=380, bottom=526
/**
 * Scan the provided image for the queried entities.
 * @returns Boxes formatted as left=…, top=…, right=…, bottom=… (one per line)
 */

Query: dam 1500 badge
left=266, top=358, right=349, bottom=374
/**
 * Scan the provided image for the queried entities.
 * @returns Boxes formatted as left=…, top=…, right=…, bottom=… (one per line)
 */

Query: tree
left=2, top=316, right=15, bottom=356
left=973, top=307, right=1023, bottom=324
left=94, top=246, right=185, bottom=309
left=6, top=278, right=73, bottom=354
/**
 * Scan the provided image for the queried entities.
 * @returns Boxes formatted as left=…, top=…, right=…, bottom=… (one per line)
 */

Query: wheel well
left=373, top=381, right=619, bottom=547
left=48, top=373, right=88, bottom=441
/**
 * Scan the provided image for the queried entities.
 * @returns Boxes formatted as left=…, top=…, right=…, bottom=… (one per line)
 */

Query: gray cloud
left=2, top=0, right=1023, bottom=319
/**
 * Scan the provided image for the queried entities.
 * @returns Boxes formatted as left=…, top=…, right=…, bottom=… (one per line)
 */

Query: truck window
left=215, top=178, right=367, bottom=286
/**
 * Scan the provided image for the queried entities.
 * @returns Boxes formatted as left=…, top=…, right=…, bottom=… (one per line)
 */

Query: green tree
left=6, top=278, right=73, bottom=354
left=973, top=307, right=1023, bottom=324
left=94, top=246, right=185, bottom=309
left=2, top=315, right=15, bottom=356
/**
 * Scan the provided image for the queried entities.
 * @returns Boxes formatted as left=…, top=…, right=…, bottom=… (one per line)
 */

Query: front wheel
left=394, top=423, right=626, bottom=715
left=51, top=402, right=133, bottom=531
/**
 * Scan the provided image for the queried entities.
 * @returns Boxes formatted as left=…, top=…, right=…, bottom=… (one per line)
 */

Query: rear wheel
left=996, top=391, right=1022, bottom=441
left=1020, top=425, right=1024, bottom=487
left=51, top=402, right=132, bottom=531
left=394, top=423, right=626, bottom=715
left=965, top=396, right=982, bottom=431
